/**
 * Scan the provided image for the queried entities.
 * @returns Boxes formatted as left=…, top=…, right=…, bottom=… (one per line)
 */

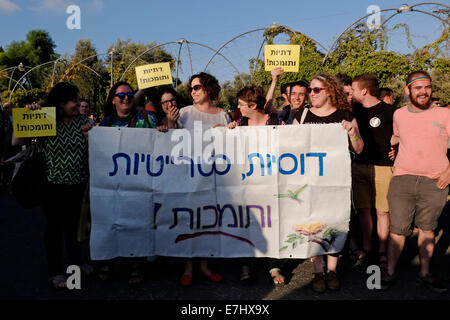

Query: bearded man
left=381, top=71, right=449, bottom=293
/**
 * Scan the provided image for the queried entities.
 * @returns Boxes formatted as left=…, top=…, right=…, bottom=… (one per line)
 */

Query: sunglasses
left=161, top=98, right=176, bottom=105
left=189, top=84, right=203, bottom=92
left=114, top=92, right=134, bottom=101
left=307, top=87, right=326, bottom=94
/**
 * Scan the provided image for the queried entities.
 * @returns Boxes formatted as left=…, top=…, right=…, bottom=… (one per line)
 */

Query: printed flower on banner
left=280, top=222, right=344, bottom=252
left=273, top=184, right=308, bottom=205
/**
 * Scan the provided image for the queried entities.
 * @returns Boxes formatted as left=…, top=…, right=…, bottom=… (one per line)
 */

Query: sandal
left=349, top=249, right=367, bottom=266
left=269, top=268, right=285, bottom=286
left=240, top=265, right=252, bottom=285
left=180, top=273, right=193, bottom=286
left=97, top=265, right=112, bottom=282
left=49, top=275, right=67, bottom=290
left=201, top=270, right=223, bottom=283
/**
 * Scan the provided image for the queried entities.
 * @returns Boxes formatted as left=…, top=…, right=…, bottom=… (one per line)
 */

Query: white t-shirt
left=178, top=105, right=231, bottom=130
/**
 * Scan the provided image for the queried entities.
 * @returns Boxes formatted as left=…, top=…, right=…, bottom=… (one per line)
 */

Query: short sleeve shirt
left=353, top=101, right=395, bottom=166
left=393, top=105, right=450, bottom=178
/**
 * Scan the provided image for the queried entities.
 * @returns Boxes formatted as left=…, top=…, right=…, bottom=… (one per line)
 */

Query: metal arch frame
left=202, top=27, right=267, bottom=73
left=9, top=60, right=59, bottom=99
left=182, top=40, right=241, bottom=84
left=60, top=52, right=149, bottom=86
left=254, top=23, right=330, bottom=63
left=0, top=64, right=32, bottom=91
left=322, top=2, right=450, bottom=64
left=58, top=54, right=105, bottom=83
left=118, top=41, right=180, bottom=82
left=119, top=40, right=241, bottom=88
left=203, top=23, right=329, bottom=79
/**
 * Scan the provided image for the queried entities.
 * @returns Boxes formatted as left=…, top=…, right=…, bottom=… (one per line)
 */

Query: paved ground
left=0, top=191, right=449, bottom=304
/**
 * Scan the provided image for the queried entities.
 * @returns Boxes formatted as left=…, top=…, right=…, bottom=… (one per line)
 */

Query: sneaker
left=380, top=272, right=396, bottom=290
left=417, top=274, right=448, bottom=293
left=327, top=271, right=340, bottom=290
left=311, top=273, right=326, bottom=293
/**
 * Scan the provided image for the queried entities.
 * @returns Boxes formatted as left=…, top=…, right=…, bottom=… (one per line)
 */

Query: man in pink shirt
left=382, top=71, right=449, bottom=293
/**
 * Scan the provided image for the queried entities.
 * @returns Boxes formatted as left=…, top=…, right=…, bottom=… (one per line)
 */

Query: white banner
left=89, top=124, right=351, bottom=260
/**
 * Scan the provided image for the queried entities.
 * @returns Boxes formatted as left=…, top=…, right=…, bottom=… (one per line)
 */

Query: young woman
left=178, top=72, right=231, bottom=286
left=97, top=81, right=162, bottom=286
left=293, top=74, right=364, bottom=293
left=228, top=85, right=283, bottom=285
left=100, top=81, right=158, bottom=129
left=12, top=82, right=93, bottom=289
left=155, top=86, right=180, bottom=129
left=178, top=72, right=230, bottom=130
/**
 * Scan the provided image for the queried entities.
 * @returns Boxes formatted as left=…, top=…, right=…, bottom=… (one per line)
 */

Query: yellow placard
left=13, top=107, right=56, bottom=138
left=264, top=45, right=300, bottom=72
left=135, top=62, right=173, bottom=90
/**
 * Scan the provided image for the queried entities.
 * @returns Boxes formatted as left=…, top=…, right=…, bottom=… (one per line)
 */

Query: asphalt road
left=1, top=191, right=449, bottom=304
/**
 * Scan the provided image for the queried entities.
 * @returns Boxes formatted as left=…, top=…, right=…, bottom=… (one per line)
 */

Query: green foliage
left=248, top=22, right=449, bottom=108
left=105, top=39, right=176, bottom=90
left=0, top=30, right=58, bottom=91
left=1, top=88, right=46, bottom=107
left=219, top=73, right=251, bottom=111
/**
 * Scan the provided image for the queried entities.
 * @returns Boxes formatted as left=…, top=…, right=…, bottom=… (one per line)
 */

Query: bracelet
left=351, top=136, right=359, bottom=142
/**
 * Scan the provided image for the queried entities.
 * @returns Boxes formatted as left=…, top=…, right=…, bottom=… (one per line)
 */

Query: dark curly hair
left=43, top=82, right=79, bottom=124
left=189, top=72, right=221, bottom=102
left=237, top=85, right=267, bottom=111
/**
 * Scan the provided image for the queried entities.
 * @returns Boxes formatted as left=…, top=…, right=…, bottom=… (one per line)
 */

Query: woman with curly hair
left=178, top=72, right=230, bottom=287
left=293, top=74, right=364, bottom=293
left=177, top=72, right=230, bottom=130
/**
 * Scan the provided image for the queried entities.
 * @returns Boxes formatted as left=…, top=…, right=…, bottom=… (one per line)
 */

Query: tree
left=105, top=39, right=176, bottom=89
left=63, top=39, right=109, bottom=118
left=0, top=30, right=58, bottom=91
left=219, top=73, right=251, bottom=111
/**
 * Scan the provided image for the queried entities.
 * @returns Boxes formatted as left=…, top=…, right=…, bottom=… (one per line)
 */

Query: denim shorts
left=387, top=175, right=448, bottom=236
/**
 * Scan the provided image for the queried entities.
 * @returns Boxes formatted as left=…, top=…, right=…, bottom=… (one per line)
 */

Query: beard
left=409, top=92, right=431, bottom=110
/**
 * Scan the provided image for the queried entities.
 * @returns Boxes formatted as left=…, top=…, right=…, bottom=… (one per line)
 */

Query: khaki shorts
left=352, top=163, right=393, bottom=212
left=387, top=175, right=448, bottom=236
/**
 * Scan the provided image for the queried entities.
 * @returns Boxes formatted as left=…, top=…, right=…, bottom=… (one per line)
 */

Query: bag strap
left=300, top=107, right=308, bottom=124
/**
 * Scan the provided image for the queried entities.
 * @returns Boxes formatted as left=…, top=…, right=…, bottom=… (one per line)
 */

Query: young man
left=265, top=67, right=308, bottom=124
left=382, top=71, right=449, bottom=293
left=379, top=87, right=395, bottom=105
left=79, top=99, right=95, bottom=124
left=351, top=74, right=396, bottom=269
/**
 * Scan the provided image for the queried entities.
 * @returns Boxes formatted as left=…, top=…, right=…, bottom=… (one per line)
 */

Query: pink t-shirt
left=393, top=106, right=450, bottom=178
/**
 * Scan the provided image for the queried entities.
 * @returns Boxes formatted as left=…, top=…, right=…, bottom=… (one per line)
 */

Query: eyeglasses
left=307, top=87, right=326, bottom=94
left=114, top=92, right=134, bottom=101
left=161, top=98, right=176, bottom=105
left=189, top=84, right=203, bottom=92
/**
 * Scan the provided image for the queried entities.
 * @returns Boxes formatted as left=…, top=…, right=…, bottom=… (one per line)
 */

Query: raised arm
left=264, top=67, right=284, bottom=116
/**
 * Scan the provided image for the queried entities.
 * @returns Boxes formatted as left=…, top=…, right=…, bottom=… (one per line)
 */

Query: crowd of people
left=0, top=67, right=449, bottom=294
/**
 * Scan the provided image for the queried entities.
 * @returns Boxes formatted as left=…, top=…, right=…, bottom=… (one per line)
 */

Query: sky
left=0, top=0, right=447, bottom=83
